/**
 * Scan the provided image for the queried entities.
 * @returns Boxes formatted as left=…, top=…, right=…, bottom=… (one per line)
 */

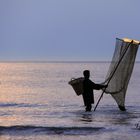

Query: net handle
left=94, top=40, right=133, bottom=111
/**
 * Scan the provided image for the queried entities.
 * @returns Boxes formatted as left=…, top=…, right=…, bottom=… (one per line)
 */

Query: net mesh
left=104, top=38, right=139, bottom=107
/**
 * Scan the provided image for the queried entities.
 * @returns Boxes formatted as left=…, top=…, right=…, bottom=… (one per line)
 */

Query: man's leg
left=86, top=104, right=92, bottom=112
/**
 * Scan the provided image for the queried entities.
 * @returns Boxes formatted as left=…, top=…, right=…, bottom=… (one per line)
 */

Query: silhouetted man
left=82, top=70, right=107, bottom=112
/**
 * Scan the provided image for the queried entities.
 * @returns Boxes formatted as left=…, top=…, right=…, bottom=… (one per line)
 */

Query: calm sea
left=0, top=62, right=140, bottom=140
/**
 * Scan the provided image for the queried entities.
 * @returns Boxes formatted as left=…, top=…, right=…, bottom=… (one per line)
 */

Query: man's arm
left=92, top=82, right=107, bottom=90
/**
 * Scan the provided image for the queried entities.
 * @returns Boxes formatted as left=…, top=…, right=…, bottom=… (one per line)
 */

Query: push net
left=104, top=38, right=139, bottom=110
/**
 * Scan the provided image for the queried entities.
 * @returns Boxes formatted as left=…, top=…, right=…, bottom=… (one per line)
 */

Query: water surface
left=0, top=62, right=140, bottom=140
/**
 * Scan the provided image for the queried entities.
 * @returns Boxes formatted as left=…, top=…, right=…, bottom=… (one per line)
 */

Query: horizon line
left=0, top=60, right=140, bottom=63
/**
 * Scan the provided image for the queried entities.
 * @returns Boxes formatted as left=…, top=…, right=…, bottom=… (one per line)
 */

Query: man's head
left=83, top=70, right=90, bottom=79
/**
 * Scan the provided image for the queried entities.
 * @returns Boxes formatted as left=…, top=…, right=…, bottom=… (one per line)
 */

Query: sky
left=0, top=0, right=140, bottom=61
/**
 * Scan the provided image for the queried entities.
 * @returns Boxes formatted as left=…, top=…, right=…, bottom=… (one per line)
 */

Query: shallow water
left=0, top=62, right=140, bottom=140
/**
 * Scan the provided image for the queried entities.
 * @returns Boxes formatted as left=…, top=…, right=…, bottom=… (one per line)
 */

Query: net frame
left=94, top=38, right=139, bottom=111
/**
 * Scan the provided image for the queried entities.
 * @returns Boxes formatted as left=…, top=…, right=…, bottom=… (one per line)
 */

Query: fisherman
left=82, top=70, right=107, bottom=112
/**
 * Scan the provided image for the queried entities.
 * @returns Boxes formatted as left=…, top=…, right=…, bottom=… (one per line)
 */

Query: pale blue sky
left=0, top=0, right=140, bottom=61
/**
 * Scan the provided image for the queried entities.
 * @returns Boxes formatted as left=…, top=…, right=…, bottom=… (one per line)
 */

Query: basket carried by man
left=68, top=77, right=84, bottom=96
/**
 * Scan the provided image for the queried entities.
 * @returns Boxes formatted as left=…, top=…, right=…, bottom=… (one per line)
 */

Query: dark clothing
left=82, top=78, right=105, bottom=111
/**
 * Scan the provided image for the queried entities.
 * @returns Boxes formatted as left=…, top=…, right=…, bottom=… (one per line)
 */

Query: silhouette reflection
left=80, top=113, right=93, bottom=122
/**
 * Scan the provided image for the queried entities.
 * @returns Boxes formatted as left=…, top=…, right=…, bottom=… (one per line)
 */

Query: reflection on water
left=80, top=113, right=93, bottom=122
